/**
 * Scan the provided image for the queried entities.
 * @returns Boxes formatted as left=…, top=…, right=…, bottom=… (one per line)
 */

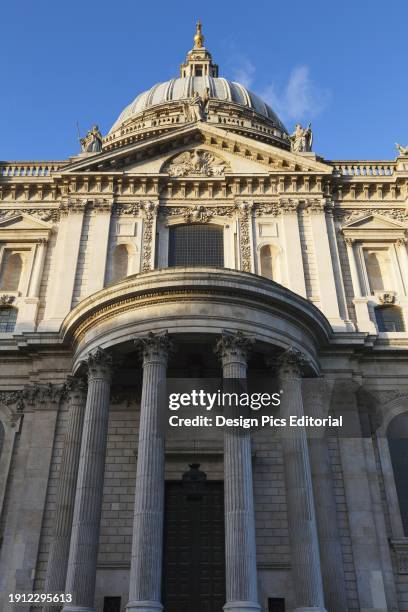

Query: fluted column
left=62, top=348, right=113, bottom=612
left=216, top=331, right=260, bottom=612
left=43, top=376, right=87, bottom=612
left=126, top=332, right=172, bottom=612
left=304, top=378, right=348, bottom=612
left=277, top=348, right=326, bottom=612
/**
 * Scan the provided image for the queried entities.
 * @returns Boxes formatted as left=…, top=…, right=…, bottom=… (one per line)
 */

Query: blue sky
left=1, top=0, right=407, bottom=161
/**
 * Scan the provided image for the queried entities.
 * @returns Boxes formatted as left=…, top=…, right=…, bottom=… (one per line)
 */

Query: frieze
left=114, top=202, right=142, bottom=216
left=0, top=208, right=59, bottom=222
left=159, top=205, right=236, bottom=219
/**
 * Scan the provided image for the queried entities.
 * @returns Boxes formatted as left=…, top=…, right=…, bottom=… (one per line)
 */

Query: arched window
left=260, top=244, right=280, bottom=281
left=387, top=413, right=408, bottom=535
left=0, top=307, right=17, bottom=333
left=111, top=244, right=130, bottom=283
left=0, top=252, right=23, bottom=291
left=168, top=224, right=224, bottom=267
left=375, top=305, right=405, bottom=332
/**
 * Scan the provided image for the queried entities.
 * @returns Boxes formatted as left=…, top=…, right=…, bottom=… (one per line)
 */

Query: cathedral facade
left=1, top=23, right=408, bottom=612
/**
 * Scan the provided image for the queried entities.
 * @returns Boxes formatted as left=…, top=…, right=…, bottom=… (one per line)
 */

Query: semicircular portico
left=60, top=267, right=332, bottom=372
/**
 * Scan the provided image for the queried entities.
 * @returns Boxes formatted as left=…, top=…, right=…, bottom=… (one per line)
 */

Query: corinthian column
left=216, top=331, right=260, bottom=612
left=126, top=332, right=172, bottom=612
left=277, top=348, right=326, bottom=612
left=63, top=348, right=113, bottom=612
left=43, top=376, right=87, bottom=612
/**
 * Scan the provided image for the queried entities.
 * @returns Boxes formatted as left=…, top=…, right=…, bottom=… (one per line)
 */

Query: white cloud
left=229, top=56, right=256, bottom=89
left=261, top=65, right=330, bottom=122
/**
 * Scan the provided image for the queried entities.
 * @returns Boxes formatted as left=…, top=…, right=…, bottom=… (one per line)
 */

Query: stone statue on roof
left=80, top=125, right=103, bottom=153
left=396, top=143, right=408, bottom=156
left=289, top=123, right=313, bottom=153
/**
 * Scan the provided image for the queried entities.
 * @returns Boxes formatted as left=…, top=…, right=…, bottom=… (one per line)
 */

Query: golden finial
left=194, top=20, right=204, bottom=48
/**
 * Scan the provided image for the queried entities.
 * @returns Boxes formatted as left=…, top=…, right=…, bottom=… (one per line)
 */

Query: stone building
left=1, top=22, right=408, bottom=612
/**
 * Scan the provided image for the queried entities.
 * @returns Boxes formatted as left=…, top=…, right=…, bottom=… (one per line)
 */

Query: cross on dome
left=180, top=21, right=219, bottom=78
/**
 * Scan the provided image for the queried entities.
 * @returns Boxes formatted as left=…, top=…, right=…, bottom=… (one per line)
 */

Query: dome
left=109, top=76, right=286, bottom=134
left=104, top=23, right=289, bottom=151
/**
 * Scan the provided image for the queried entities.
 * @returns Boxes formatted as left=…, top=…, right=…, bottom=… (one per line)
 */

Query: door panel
left=163, top=481, right=225, bottom=612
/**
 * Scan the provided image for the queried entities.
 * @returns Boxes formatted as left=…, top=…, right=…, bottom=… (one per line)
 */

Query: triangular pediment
left=0, top=213, right=52, bottom=231
left=60, top=123, right=332, bottom=176
left=343, top=214, right=406, bottom=230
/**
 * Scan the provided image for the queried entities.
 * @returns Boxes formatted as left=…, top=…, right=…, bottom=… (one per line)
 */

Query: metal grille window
left=0, top=307, right=17, bottom=333
left=168, top=224, right=224, bottom=267
left=375, top=305, right=405, bottom=332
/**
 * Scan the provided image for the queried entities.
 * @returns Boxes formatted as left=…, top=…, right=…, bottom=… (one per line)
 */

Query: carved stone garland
left=141, top=201, right=159, bottom=272
left=236, top=202, right=253, bottom=273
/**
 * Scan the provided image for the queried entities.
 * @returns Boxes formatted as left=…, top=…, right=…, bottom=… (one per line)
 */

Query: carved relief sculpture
left=163, top=149, right=229, bottom=177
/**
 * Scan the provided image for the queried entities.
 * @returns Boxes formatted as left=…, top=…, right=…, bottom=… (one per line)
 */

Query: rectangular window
left=268, top=598, right=285, bottom=612
left=168, top=224, right=224, bottom=267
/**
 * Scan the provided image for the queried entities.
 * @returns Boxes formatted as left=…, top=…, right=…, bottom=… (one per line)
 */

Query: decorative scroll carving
left=141, top=201, right=159, bottom=272
left=59, top=198, right=88, bottom=215
left=160, top=205, right=235, bottom=219
left=162, top=149, right=229, bottom=177
left=254, top=203, right=281, bottom=217
left=114, top=202, right=142, bottom=216
left=236, top=201, right=253, bottom=273
left=0, top=391, right=24, bottom=425
left=0, top=295, right=15, bottom=306
left=91, top=198, right=113, bottom=214
left=183, top=204, right=213, bottom=224
left=378, top=292, right=396, bottom=304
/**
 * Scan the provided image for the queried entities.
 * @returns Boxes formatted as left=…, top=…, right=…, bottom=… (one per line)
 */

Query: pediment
left=60, top=123, right=332, bottom=176
left=342, top=214, right=406, bottom=231
left=0, top=213, right=52, bottom=231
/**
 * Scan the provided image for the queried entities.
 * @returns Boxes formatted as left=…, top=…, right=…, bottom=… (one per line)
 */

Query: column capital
left=277, top=347, right=309, bottom=380
left=135, top=331, right=173, bottom=366
left=64, top=375, right=88, bottom=402
left=21, top=382, right=65, bottom=409
left=82, top=347, right=113, bottom=382
left=215, top=330, right=254, bottom=365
